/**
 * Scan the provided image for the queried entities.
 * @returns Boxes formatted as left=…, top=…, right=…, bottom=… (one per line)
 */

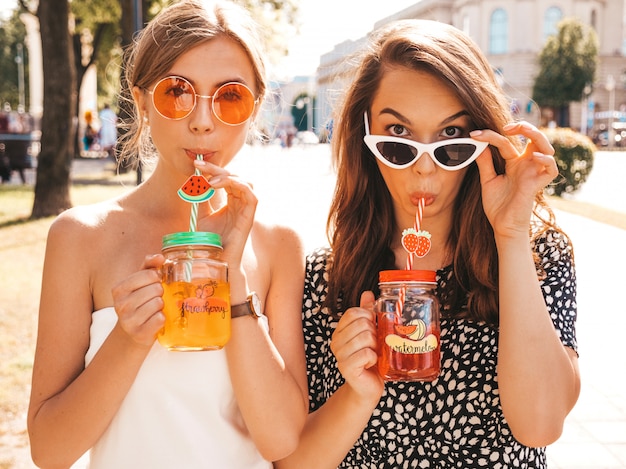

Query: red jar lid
left=379, top=269, right=436, bottom=283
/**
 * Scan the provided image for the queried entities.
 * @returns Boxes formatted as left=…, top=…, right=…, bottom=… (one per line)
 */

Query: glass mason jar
left=158, top=231, right=230, bottom=351
left=375, top=269, right=441, bottom=382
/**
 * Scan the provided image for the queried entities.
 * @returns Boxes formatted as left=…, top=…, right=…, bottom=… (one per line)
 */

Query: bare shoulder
left=249, top=220, right=306, bottom=324
left=252, top=219, right=305, bottom=259
left=46, top=199, right=124, bottom=249
left=246, top=219, right=305, bottom=296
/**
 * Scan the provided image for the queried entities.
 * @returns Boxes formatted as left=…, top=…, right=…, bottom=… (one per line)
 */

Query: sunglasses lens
left=153, top=77, right=195, bottom=119
left=433, top=144, right=478, bottom=167
left=213, top=83, right=256, bottom=125
left=376, top=141, right=418, bottom=166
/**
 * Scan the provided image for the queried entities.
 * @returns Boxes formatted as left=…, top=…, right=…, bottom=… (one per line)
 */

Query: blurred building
left=315, top=0, right=626, bottom=139
left=260, top=75, right=316, bottom=142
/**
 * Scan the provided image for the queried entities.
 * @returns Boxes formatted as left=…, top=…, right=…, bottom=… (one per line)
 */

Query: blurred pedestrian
left=5, top=109, right=32, bottom=184
left=83, top=110, right=97, bottom=151
left=98, top=104, right=117, bottom=159
left=0, top=108, right=10, bottom=183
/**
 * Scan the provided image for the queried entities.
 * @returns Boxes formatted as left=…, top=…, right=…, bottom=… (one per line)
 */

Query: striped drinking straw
left=398, top=197, right=426, bottom=315
left=404, top=197, right=424, bottom=270
left=183, top=154, right=204, bottom=282
left=188, top=154, right=203, bottom=233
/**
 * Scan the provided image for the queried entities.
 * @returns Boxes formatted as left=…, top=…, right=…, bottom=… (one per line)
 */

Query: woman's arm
left=275, top=292, right=384, bottom=468
left=496, top=232, right=580, bottom=447
left=196, top=163, right=309, bottom=460
left=472, top=122, right=580, bottom=447
left=225, top=225, right=309, bottom=461
left=27, top=213, right=166, bottom=468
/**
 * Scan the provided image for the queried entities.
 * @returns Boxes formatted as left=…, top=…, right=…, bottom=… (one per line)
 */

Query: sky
left=0, top=0, right=15, bottom=19
left=275, top=0, right=418, bottom=77
left=0, top=0, right=418, bottom=76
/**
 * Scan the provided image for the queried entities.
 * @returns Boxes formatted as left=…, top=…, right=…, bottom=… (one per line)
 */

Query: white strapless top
left=83, top=307, right=271, bottom=469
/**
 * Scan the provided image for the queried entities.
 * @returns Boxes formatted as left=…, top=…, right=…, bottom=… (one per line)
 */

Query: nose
left=412, top=151, right=437, bottom=174
left=189, top=95, right=215, bottom=133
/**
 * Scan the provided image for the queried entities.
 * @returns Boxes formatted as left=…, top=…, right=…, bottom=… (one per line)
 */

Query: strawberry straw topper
left=401, top=228, right=432, bottom=259
left=401, top=198, right=431, bottom=268
left=179, top=154, right=215, bottom=232
left=396, top=198, right=431, bottom=317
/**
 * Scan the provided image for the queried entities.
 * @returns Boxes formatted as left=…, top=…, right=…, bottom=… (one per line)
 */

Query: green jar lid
left=162, top=231, right=222, bottom=250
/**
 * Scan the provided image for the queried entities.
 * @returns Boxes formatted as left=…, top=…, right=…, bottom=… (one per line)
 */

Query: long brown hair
left=324, top=19, right=560, bottom=326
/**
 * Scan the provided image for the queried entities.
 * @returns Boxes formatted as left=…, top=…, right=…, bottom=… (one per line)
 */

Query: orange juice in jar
left=375, top=270, right=441, bottom=381
left=159, top=232, right=230, bottom=351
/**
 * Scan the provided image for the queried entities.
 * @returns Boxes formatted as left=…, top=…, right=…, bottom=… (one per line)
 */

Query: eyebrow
left=378, top=107, right=471, bottom=127
left=169, top=75, right=250, bottom=90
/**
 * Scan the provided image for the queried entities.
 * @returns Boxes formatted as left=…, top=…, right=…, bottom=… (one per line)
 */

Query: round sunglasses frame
left=147, top=76, right=258, bottom=126
left=363, top=112, right=488, bottom=171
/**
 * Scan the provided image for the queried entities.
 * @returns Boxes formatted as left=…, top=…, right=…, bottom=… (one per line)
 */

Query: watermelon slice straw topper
left=178, top=174, right=215, bottom=203
left=181, top=154, right=215, bottom=232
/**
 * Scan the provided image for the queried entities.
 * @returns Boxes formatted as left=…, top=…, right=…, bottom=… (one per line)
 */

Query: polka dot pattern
left=303, top=229, right=577, bottom=468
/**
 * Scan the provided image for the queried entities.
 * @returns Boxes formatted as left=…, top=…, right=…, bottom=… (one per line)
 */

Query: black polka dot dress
left=302, top=229, right=577, bottom=468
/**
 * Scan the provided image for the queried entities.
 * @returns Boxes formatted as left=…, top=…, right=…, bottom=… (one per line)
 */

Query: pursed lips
left=186, top=149, right=214, bottom=161
left=410, top=193, right=435, bottom=206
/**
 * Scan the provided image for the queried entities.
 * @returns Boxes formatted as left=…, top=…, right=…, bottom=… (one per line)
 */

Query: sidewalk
left=546, top=210, right=626, bottom=468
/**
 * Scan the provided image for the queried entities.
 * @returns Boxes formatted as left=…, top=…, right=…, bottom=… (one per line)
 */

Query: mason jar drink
left=375, top=270, right=441, bottom=381
left=158, top=232, right=230, bottom=351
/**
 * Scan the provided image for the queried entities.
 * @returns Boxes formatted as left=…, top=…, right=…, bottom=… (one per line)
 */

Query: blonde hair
left=118, top=0, right=267, bottom=167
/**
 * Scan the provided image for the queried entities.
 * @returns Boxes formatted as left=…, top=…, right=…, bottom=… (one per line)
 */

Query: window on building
left=591, top=9, right=597, bottom=29
left=544, top=7, right=563, bottom=41
left=489, top=8, right=508, bottom=54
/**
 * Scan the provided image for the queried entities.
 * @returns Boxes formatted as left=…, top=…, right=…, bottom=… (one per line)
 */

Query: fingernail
left=194, top=159, right=207, bottom=167
left=503, top=123, right=516, bottom=131
left=209, top=176, right=222, bottom=184
left=470, top=130, right=482, bottom=137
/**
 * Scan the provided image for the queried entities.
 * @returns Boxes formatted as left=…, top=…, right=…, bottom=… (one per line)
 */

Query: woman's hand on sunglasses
left=469, top=121, right=558, bottom=239
left=193, top=158, right=258, bottom=270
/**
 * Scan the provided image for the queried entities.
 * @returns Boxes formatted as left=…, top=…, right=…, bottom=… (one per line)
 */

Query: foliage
left=72, top=0, right=122, bottom=109
left=0, top=10, right=28, bottom=110
left=235, top=0, right=300, bottom=65
left=532, top=18, right=598, bottom=108
left=543, top=127, right=595, bottom=196
left=72, top=0, right=121, bottom=26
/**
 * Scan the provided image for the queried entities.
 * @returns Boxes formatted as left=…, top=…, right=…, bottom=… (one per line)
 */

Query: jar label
left=385, top=319, right=438, bottom=354
left=159, top=279, right=231, bottom=351
left=181, top=288, right=230, bottom=318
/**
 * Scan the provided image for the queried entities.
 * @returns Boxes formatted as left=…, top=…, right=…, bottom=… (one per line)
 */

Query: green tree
left=31, top=0, right=76, bottom=218
left=0, top=10, right=28, bottom=109
left=239, top=0, right=299, bottom=64
left=532, top=17, right=598, bottom=127
left=70, top=0, right=121, bottom=158
left=15, top=0, right=119, bottom=217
